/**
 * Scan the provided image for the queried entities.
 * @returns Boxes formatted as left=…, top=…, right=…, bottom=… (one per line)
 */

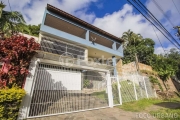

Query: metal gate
left=28, top=63, right=109, bottom=118
left=111, top=76, right=122, bottom=106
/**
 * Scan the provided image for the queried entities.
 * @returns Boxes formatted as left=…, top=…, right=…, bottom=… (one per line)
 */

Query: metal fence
left=28, top=64, right=109, bottom=118
left=25, top=62, right=156, bottom=118
left=119, top=73, right=156, bottom=103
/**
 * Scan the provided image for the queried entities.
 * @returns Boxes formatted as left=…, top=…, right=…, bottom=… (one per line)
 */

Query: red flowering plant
left=0, top=35, right=40, bottom=88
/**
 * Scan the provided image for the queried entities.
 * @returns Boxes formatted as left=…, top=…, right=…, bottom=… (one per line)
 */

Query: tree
left=151, top=54, right=178, bottom=90
left=0, top=1, right=5, bottom=18
left=121, top=30, right=155, bottom=65
left=166, top=48, right=180, bottom=79
left=23, top=24, right=40, bottom=37
left=121, top=29, right=133, bottom=48
left=0, top=3, right=29, bottom=38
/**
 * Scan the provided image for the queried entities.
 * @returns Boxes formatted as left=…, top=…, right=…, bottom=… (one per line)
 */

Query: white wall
left=35, top=69, right=82, bottom=90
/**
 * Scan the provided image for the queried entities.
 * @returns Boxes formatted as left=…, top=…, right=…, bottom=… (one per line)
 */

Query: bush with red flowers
left=0, top=35, right=40, bottom=88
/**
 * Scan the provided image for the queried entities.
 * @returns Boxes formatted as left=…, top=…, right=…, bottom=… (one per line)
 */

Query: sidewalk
left=29, top=107, right=158, bottom=120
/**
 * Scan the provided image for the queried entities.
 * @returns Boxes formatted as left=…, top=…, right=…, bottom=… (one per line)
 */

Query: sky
left=2, top=0, right=180, bottom=54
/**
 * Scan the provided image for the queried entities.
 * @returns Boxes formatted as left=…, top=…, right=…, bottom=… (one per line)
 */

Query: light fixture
left=91, top=36, right=96, bottom=45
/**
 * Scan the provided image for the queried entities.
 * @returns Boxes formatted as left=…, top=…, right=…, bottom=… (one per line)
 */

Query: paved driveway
left=29, top=107, right=158, bottom=120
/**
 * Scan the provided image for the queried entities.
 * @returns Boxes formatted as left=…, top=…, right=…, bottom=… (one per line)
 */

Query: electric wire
left=127, top=0, right=180, bottom=50
left=136, top=0, right=180, bottom=47
left=8, top=0, right=12, bottom=12
left=151, top=24, right=166, bottom=53
left=151, top=0, right=175, bottom=27
left=172, top=0, right=180, bottom=16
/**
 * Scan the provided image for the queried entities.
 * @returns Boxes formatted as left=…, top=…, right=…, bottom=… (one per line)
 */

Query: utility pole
left=135, top=53, right=139, bottom=73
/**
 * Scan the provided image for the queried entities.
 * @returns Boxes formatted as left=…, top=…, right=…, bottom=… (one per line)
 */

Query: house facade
left=19, top=4, right=124, bottom=119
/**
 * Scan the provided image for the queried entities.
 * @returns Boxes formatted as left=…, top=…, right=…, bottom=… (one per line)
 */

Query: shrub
left=0, top=35, right=40, bottom=88
left=0, top=86, right=26, bottom=120
left=149, top=76, right=163, bottom=91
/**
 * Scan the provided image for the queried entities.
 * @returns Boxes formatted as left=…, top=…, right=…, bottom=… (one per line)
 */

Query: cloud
left=146, top=0, right=180, bottom=28
left=93, top=4, right=166, bottom=45
left=3, top=0, right=178, bottom=54
left=3, top=0, right=97, bottom=25
left=154, top=45, right=176, bottom=54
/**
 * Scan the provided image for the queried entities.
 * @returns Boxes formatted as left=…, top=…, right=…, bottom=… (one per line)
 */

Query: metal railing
left=118, top=74, right=156, bottom=103
left=28, top=64, right=108, bottom=117
left=36, top=51, right=114, bottom=70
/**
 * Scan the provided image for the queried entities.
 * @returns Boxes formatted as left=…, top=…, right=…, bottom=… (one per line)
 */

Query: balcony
left=40, top=9, right=123, bottom=58
left=37, top=36, right=114, bottom=70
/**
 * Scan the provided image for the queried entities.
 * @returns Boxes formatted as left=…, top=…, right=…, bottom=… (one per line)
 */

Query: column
left=112, top=56, right=117, bottom=76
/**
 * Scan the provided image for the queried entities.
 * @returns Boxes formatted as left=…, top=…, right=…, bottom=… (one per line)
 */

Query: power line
left=136, top=0, right=180, bottom=47
left=151, top=24, right=166, bottom=53
left=127, top=0, right=180, bottom=50
left=172, top=0, right=180, bottom=16
left=152, top=0, right=174, bottom=27
left=8, top=0, right=12, bottom=12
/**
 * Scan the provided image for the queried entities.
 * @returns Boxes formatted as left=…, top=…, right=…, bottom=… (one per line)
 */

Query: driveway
left=29, top=107, right=158, bottom=120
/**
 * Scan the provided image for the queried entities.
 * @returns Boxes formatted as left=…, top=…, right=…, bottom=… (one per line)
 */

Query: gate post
left=18, top=58, right=38, bottom=119
left=107, top=72, right=113, bottom=107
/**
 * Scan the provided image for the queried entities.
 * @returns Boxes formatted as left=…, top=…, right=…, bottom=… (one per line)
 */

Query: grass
left=117, top=98, right=162, bottom=112
left=150, top=108, right=180, bottom=120
left=120, top=80, right=147, bottom=102
left=92, top=91, right=107, bottom=100
left=117, top=97, right=180, bottom=120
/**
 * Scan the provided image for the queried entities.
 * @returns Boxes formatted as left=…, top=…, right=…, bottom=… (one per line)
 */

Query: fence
left=118, top=73, right=156, bottom=103
left=28, top=64, right=109, bottom=118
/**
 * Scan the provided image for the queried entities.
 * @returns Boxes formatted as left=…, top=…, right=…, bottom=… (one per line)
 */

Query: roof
left=47, top=4, right=124, bottom=43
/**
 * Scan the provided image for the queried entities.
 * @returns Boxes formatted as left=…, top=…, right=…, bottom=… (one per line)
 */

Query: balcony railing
left=36, top=51, right=114, bottom=70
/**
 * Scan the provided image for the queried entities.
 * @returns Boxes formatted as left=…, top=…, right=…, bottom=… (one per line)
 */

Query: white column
left=107, top=72, right=113, bottom=107
left=132, top=75, right=138, bottom=100
left=86, top=30, right=89, bottom=41
left=84, top=49, right=88, bottom=61
left=18, top=58, right=38, bottom=119
left=143, top=77, right=149, bottom=98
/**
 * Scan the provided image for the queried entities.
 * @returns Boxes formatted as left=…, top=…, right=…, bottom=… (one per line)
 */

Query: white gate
left=27, top=63, right=109, bottom=118
left=111, top=76, right=122, bottom=106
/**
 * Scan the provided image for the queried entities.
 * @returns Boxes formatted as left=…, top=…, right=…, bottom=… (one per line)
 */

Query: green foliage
left=149, top=76, right=159, bottom=84
left=140, top=70, right=158, bottom=76
left=0, top=86, right=26, bottom=120
left=121, top=29, right=155, bottom=65
left=22, top=24, right=40, bottom=37
left=112, top=83, right=120, bottom=104
left=121, top=30, right=180, bottom=84
left=92, top=91, right=107, bottom=100
left=149, top=76, right=163, bottom=91
left=151, top=55, right=177, bottom=82
left=83, top=79, right=90, bottom=88
left=0, top=9, right=26, bottom=38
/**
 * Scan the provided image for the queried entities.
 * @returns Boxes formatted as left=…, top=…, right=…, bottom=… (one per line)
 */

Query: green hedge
left=0, top=86, right=26, bottom=120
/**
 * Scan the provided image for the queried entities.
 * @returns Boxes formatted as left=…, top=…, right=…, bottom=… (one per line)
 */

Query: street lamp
left=0, top=1, right=6, bottom=18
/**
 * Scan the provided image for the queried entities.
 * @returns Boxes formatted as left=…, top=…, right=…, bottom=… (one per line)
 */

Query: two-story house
left=20, top=4, right=124, bottom=119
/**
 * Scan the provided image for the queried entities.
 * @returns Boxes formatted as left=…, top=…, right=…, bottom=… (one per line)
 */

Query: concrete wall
left=116, top=61, right=152, bottom=76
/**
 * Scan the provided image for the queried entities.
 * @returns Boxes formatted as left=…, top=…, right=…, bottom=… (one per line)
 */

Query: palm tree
left=0, top=2, right=29, bottom=38
left=121, top=29, right=133, bottom=48
left=121, top=29, right=143, bottom=48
